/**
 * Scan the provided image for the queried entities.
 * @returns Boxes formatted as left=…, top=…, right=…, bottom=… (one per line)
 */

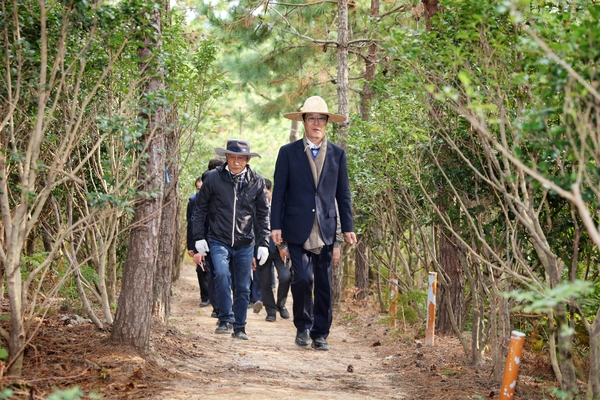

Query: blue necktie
left=311, top=148, right=319, bottom=158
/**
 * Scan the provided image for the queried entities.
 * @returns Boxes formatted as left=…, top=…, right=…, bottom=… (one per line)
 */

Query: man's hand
left=344, top=232, right=357, bottom=245
left=257, top=246, right=269, bottom=265
left=187, top=250, right=194, bottom=258
left=333, top=247, right=341, bottom=266
left=193, top=253, right=204, bottom=265
left=278, top=247, right=290, bottom=263
left=252, top=258, right=257, bottom=271
left=195, top=239, right=209, bottom=255
left=271, top=229, right=283, bottom=246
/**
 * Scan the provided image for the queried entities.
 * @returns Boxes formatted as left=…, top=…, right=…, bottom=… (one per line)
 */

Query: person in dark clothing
left=257, top=179, right=290, bottom=322
left=193, top=139, right=270, bottom=340
left=187, top=158, right=226, bottom=318
left=187, top=176, right=210, bottom=307
left=271, top=96, right=357, bottom=351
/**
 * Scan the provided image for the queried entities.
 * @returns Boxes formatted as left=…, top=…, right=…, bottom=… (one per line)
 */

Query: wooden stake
left=389, top=273, right=398, bottom=328
left=425, top=272, right=437, bottom=346
left=500, top=330, right=526, bottom=399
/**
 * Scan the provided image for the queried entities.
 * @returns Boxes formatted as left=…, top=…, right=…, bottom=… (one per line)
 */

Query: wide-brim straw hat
left=215, top=139, right=261, bottom=158
left=283, top=96, right=347, bottom=123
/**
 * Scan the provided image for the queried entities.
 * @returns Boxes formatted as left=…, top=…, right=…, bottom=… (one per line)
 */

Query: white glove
left=195, top=240, right=209, bottom=255
left=257, top=246, right=269, bottom=265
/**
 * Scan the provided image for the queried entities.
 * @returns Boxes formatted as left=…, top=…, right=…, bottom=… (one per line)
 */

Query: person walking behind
left=257, top=179, right=290, bottom=322
left=187, top=176, right=210, bottom=308
left=270, top=96, right=357, bottom=351
left=193, top=139, right=270, bottom=340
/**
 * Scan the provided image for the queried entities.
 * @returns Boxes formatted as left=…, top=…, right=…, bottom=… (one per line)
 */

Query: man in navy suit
left=270, top=96, right=357, bottom=351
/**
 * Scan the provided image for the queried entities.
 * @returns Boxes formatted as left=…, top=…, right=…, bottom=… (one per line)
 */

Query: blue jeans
left=208, top=239, right=254, bottom=330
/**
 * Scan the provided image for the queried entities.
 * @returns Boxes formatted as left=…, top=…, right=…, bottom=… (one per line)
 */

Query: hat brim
left=283, top=112, right=347, bottom=123
left=215, top=148, right=261, bottom=158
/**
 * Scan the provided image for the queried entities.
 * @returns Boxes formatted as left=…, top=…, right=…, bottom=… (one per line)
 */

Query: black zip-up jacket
left=192, top=164, right=270, bottom=249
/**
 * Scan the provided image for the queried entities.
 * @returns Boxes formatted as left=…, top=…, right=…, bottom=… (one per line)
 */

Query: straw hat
left=215, top=139, right=261, bottom=158
left=283, top=96, right=347, bottom=123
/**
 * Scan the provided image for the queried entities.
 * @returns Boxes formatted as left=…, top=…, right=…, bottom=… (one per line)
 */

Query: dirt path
left=159, top=263, right=407, bottom=399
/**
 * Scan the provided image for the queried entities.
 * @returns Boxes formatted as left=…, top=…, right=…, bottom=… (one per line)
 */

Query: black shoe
left=265, top=314, right=276, bottom=322
left=215, top=322, right=233, bottom=334
left=279, top=306, right=290, bottom=319
left=311, top=337, right=330, bottom=351
left=200, top=300, right=210, bottom=307
left=210, top=310, right=218, bottom=318
left=232, top=328, right=249, bottom=340
left=295, top=329, right=310, bottom=347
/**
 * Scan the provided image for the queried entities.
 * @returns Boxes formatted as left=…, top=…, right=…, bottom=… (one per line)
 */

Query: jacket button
left=312, top=209, right=315, bottom=212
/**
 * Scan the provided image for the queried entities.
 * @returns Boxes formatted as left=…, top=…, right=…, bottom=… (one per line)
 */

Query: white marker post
left=499, top=330, right=526, bottom=399
left=389, top=273, right=398, bottom=327
left=425, top=272, right=437, bottom=346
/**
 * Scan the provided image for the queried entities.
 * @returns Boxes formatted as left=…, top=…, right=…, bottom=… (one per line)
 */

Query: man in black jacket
left=192, top=139, right=270, bottom=340
left=186, top=158, right=226, bottom=318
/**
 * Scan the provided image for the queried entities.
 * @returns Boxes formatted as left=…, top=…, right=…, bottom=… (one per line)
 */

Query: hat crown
left=226, top=139, right=251, bottom=154
left=215, top=139, right=261, bottom=158
left=283, top=96, right=347, bottom=123
left=301, top=96, right=329, bottom=114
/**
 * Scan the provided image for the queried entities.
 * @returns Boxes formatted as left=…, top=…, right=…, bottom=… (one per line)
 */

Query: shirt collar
left=305, top=137, right=321, bottom=149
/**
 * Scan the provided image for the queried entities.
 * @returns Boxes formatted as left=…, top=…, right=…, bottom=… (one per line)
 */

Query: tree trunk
left=336, top=0, right=350, bottom=139
left=110, top=3, right=166, bottom=350
left=422, top=0, right=439, bottom=31
left=589, top=311, right=600, bottom=398
left=107, top=235, right=118, bottom=305
left=537, top=244, right=578, bottom=394
left=5, top=238, right=26, bottom=376
left=153, top=120, right=180, bottom=323
left=421, top=0, right=464, bottom=337
left=332, top=259, right=343, bottom=309
left=555, top=303, right=578, bottom=394
left=331, top=0, right=350, bottom=306
left=436, top=227, right=464, bottom=335
left=289, top=120, right=299, bottom=142
left=360, top=0, right=379, bottom=120
left=355, top=235, right=369, bottom=301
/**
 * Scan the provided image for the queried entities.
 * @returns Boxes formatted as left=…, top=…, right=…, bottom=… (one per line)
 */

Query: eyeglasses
left=227, top=155, right=249, bottom=163
left=305, top=116, right=328, bottom=124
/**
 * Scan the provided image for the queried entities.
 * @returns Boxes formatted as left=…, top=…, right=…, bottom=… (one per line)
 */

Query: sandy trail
left=161, top=262, right=406, bottom=399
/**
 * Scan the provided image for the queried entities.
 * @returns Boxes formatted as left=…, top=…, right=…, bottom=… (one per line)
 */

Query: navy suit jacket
left=270, top=138, right=354, bottom=246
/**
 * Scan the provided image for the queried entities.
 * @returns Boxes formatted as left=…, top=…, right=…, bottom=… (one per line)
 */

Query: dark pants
left=288, top=242, right=333, bottom=339
left=258, top=250, right=290, bottom=316
left=196, top=263, right=210, bottom=303
left=250, top=270, right=262, bottom=303
left=204, top=256, right=217, bottom=312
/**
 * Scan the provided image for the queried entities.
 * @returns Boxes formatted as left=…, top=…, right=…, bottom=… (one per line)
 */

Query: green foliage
left=57, top=263, right=99, bottom=308
left=504, top=280, right=594, bottom=313
left=392, top=291, right=426, bottom=324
